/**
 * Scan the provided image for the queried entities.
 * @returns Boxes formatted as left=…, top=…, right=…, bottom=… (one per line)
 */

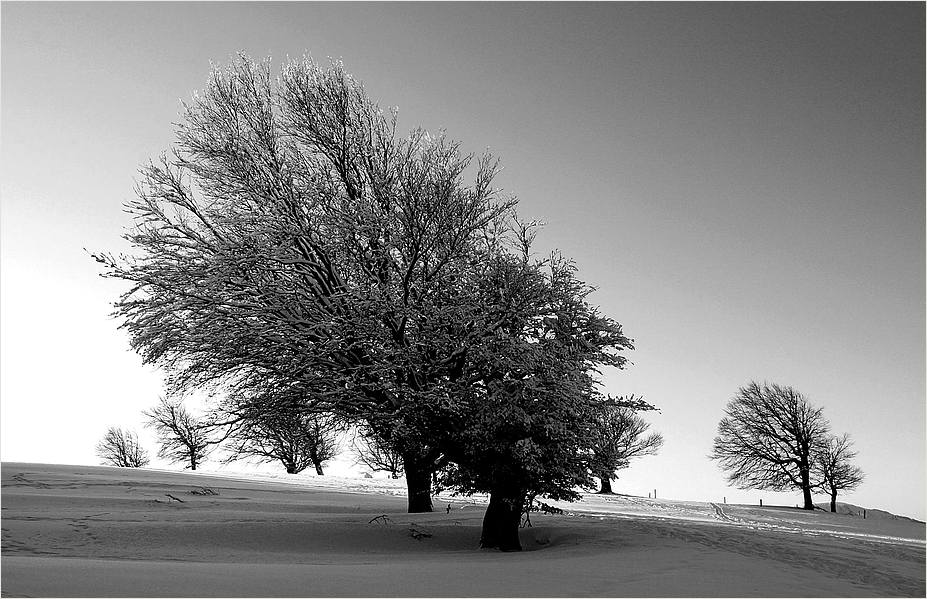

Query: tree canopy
left=709, top=381, right=831, bottom=510
left=436, top=255, right=636, bottom=549
left=94, top=53, right=524, bottom=511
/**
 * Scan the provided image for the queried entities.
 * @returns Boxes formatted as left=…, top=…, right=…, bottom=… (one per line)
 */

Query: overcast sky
left=2, top=3, right=924, bottom=520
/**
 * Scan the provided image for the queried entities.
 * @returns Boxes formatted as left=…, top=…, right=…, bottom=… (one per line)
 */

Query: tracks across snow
left=709, top=502, right=739, bottom=523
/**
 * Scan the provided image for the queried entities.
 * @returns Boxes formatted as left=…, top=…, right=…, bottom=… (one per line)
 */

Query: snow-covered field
left=2, top=463, right=924, bottom=597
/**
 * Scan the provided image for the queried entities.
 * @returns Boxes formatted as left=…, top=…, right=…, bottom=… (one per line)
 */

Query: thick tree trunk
left=800, top=484, right=814, bottom=510
left=800, top=466, right=814, bottom=510
left=403, top=461, right=434, bottom=513
left=314, top=462, right=324, bottom=476
left=479, top=487, right=525, bottom=551
left=597, top=473, right=614, bottom=494
left=830, top=491, right=837, bottom=513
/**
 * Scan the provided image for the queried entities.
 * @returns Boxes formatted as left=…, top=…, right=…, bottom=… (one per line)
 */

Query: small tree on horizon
left=709, top=381, right=830, bottom=510
left=96, top=426, right=150, bottom=468
left=814, top=433, right=864, bottom=513
left=144, top=397, right=213, bottom=470
left=350, top=425, right=404, bottom=479
left=223, top=403, right=343, bottom=475
left=589, top=399, right=663, bottom=494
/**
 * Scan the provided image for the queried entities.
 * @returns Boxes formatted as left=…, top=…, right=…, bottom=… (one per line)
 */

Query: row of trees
left=97, top=396, right=663, bottom=492
left=101, top=380, right=861, bottom=515
left=96, top=398, right=402, bottom=476
left=710, top=381, right=864, bottom=512
left=92, top=53, right=660, bottom=550
left=97, top=400, right=359, bottom=476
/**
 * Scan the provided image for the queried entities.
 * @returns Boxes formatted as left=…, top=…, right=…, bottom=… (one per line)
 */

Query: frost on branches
left=93, top=54, right=642, bottom=549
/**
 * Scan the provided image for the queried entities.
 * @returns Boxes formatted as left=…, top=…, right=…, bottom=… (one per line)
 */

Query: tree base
left=405, top=469, right=434, bottom=513
left=479, top=490, right=524, bottom=551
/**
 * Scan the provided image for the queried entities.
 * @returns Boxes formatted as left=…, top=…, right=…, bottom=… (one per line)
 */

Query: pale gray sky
left=2, top=3, right=924, bottom=519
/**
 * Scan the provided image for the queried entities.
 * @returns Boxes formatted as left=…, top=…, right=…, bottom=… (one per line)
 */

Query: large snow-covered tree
left=94, top=55, right=637, bottom=536
left=437, top=254, right=634, bottom=550
left=93, top=54, right=516, bottom=512
left=710, top=382, right=830, bottom=510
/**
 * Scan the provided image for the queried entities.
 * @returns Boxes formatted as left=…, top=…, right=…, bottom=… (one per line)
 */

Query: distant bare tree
left=96, top=427, right=150, bottom=467
left=225, top=403, right=343, bottom=475
left=710, top=381, right=830, bottom=510
left=144, top=397, right=213, bottom=470
left=589, top=400, right=663, bottom=494
left=351, top=425, right=403, bottom=479
left=814, top=433, right=864, bottom=512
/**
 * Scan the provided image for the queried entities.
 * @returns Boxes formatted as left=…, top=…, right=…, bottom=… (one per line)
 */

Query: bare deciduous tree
left=144, top=397, right=213, bottom=470
left=96, top=426, right=150, bottom=467
left=225, top=402, right=343, bottom=475
left=350, top=425, right=404, bottom=479
left=814, top=433, right=864, bottom=512
left=710, top=381, right=830, bottom=510
left=590, top=400, right=663, bottom=494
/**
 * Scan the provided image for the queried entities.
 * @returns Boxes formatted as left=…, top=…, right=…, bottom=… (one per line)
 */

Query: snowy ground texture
left=2, top=463, right=924, bottom=597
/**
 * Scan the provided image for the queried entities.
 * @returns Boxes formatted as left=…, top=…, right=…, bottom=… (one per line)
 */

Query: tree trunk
left=479, top=487, right=525, bottom=551
left=800, top=484, right=814, bottom=510
left=403, top=461, right=434, bottom=513
left=800, top=466, right=814, bottom=510
left=597, top=473, right=614, bottom=494
left=309, top=447, right=324, bottom=476
left=830, top=491, right=837, bottom=513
